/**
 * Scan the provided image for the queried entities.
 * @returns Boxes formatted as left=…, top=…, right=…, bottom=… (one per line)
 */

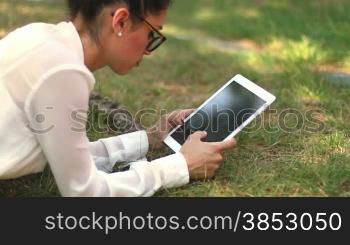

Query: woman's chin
left=111, top=66, right=132, bottom=76
left=117, top=70, right=130, bottom=76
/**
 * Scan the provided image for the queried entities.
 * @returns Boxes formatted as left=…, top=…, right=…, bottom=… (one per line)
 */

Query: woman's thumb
left=191, top=131, right=207, bottom=141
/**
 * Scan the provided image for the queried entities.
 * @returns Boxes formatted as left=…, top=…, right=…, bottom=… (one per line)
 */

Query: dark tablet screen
left=170, top=81, right=266, bottom=144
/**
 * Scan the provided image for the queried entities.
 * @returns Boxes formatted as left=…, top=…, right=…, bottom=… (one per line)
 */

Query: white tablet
left=163, top=74, right=276, bottom=152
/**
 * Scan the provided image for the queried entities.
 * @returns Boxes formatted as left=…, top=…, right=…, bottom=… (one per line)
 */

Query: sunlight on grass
left=232, top=7, right=262, bottom=19
left=195, top=7, right=261, bottom=22
left=326, top=132, right=350, bottom=154
left=164, top=24, right=207, bottom=39
left=164, top=24, right=261, bottom=64
left=243, top=53, right=278, bottom=74
left=295, top=84, right=322, bottom=104
left=0, top=1, right=9, bottom=11
left=265, top=37, right=285, bottom=52
left=190, top=44, right=273, bottom=75
left=194, top=8, right=216, bottom=21
left=308, top=132, right=350, bottom=156
left=279, top=36, right=328, bottom=64
left=343, top=56, right=350, bottom=68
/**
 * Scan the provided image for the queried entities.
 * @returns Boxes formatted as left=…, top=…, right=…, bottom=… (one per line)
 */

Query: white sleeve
left=88, top=130, right=149, bottom=173
left=25, top=68, right=189, bottom=197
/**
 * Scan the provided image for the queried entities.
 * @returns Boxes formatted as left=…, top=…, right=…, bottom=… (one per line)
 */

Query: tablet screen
left=170, top=81, right=267, bottom=144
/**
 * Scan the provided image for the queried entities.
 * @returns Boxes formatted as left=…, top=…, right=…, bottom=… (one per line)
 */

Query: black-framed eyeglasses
left=111, top=12, right=167, bottom=52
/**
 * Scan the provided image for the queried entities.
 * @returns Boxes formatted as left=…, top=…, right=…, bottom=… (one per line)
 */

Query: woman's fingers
left=182, top=108, right=196, bottom=117
left=168, top=108, right=195, bottom=126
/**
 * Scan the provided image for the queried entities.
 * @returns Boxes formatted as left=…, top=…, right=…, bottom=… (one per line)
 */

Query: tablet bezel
left=163, top=74, right=276, bottom=152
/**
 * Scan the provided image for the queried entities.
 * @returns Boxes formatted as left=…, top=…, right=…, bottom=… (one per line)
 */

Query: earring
left=117, top=32, right=123, bottom=37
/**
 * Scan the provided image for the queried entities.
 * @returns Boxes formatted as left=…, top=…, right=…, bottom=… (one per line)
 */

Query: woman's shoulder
left=2, top=21, right=94, bottom=88
left=2, top=21, right=85, bottom=68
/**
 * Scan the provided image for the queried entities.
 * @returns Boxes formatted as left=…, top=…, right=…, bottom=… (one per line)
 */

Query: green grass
left=0, top=0, right=349, bottom=197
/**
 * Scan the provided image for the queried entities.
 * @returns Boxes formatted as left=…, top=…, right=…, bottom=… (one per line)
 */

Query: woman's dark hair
left=67, top=0, right=172, bottom=41
left=67, top=0, right=172, bottom=23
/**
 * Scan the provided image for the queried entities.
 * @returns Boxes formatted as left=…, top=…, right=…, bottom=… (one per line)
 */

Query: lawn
left=0, top=0, right=349, bottom=197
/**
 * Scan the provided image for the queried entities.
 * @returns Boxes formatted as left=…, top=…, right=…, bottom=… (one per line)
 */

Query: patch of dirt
left=235, top=39, right=264, bottom=51
left=315, top=64, right=350, bottom=75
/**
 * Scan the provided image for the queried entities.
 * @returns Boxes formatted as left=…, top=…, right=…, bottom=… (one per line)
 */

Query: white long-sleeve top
left=0, top=21, right=189, bottom=196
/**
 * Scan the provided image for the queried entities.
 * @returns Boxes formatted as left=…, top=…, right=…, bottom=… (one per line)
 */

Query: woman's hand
left=180, top=131, right=237, bottom=180
left=146, top=109, right=195, bottom=150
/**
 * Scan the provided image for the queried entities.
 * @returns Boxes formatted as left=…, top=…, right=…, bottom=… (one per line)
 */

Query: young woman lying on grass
left=0, top=0, right=236, bottom=196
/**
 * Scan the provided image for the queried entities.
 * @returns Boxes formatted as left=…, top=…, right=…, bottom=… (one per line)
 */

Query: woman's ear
left=111, top=8, right=131, bottom=35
